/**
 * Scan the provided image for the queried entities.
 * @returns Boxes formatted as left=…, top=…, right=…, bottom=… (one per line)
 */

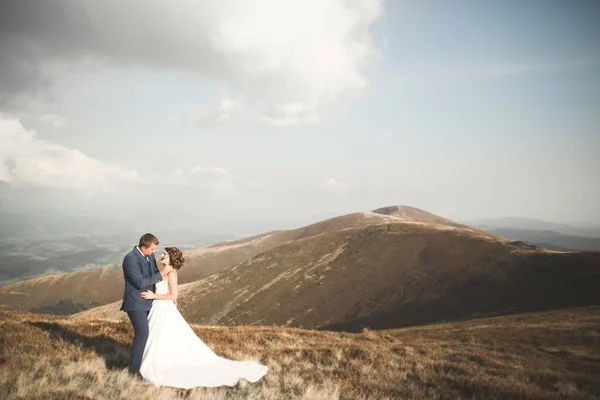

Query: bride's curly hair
left=165, top=246, right=185, bottom=270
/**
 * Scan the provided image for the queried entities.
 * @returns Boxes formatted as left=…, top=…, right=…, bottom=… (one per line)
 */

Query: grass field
left=1, top=306, right=599, bottom=399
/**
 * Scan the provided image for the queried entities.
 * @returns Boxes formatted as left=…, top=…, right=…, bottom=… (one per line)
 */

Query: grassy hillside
left=1, top=307, right=599, bottom=399
left=76, top=222, right=600, bottom=332
left=0, top=208, right=461, bottom=313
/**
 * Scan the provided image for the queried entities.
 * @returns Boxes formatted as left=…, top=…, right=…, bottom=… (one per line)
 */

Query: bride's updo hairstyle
left=165, top=246, right=185, bottom=270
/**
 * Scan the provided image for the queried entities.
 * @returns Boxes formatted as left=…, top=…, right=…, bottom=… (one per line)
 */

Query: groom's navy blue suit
left=120, top=246, right=163, bottom=374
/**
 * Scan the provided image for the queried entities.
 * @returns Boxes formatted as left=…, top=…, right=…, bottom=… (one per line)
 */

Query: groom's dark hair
left=139, top=233, right=159, bottom=248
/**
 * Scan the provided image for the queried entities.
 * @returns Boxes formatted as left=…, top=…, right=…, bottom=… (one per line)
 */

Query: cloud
left=0, top=115, right=138, bottom=191
left=484, top=58, right=600, bottom=78
left=167, top=165, right=256, bottom=195
left=318, top=177, right=346, bottom=196
left=199, top=98, right=243, bottom=128
left=38, top=113, right=67, bottom=127
left=259, top=103, right=322, bottom=127
left=0, top=0, right=384, bottom=124
left=395, top=57, right=600, bottom=90
left=184, top=166, right=234, bottom=189
left=0, top=115, right=256, bottom=196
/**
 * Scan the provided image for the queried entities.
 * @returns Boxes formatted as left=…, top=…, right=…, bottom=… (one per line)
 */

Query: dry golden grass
left=2, top=307, right=599, bottom=399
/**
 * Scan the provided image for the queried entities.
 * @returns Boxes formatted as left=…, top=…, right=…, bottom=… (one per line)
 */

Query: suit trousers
left=127, top=310, right=150, bottom=374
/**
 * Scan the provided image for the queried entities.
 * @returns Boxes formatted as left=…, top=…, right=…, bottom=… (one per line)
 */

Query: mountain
left=372, top=205, right=470, bottom=229
left=75, top=220, right=600, bottom=331
left=471, top=216, right=600, bottom=238
left=486, top=228, right=600, bottom=252
left=1, top=208, right=442, bottom=311
left=3, top=306, right=599, bottom=399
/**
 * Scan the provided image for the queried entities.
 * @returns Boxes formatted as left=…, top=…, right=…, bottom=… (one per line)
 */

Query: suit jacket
left=120, top=246, right=163, bottom=312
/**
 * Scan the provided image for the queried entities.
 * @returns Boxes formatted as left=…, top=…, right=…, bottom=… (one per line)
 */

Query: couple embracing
left=120, top=233, right=268, bottom=388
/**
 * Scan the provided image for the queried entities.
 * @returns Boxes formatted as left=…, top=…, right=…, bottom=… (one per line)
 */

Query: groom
left=120, top=233, right=173, bottom=376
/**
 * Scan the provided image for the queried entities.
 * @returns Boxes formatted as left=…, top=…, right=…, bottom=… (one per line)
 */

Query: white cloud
left=166, top=165, right=260, bottom=196
left=259, top=103, right=323, bottom=127
left=189, top=166, right=233, bottom=187
left=38, top=113, right=67, bottom=128
left=0, top=115, right=138, bottom=191
left=216, top=99, right=243, bottom=123
left=484, top=58, right=600, bottom=78
left=0, top=162, right=11, bottom=182
left=395, top=58, right=600, bottom=90
left=199, top=98, right=243, bottom=128
left=168, top=165, right=235, bottom=192
left=318, top=177, right=346, bottom=195
left=208, top=0, right=383, bottom=125
left=1, top=0, right=384, bottom=125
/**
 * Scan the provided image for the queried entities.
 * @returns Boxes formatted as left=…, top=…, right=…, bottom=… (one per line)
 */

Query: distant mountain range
left=484, top=228, right=600, bottom=252
left=468, top=216, right=600, bottom=251
left=470, top=216, right=600, bottom=238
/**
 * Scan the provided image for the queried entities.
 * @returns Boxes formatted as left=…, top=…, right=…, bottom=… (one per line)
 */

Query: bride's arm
left=167, top=270, right=178, bottom=304
left=140, top=270, right=178, bottom=303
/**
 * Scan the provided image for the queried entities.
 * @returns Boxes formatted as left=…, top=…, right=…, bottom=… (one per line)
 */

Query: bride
left=139, top=246, right=268, bottom=388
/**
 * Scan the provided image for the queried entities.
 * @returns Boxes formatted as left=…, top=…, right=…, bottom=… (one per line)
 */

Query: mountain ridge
left=75, top=220, right=600, bottom=331
left=1, top=206, right=460, bottom=311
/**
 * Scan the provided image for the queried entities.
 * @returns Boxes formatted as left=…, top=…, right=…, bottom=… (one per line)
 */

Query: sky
left=1, top=0, right=599, bottom=234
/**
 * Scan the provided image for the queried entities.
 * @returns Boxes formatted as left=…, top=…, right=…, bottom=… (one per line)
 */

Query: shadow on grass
left=28, top=321, right=130, bottom=370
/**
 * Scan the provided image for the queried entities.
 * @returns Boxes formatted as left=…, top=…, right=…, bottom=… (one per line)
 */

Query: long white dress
left=139, top=280, right=269, bottom=389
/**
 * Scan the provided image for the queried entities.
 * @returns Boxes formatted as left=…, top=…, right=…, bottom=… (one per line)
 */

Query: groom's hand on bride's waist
left=140, top=290, right=156, bottom=300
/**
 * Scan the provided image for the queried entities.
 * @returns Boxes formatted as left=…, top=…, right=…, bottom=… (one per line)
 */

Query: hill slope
left=1, top=208, right=449, bottom=312
left=2, top=307, right=599, bottom=399
left=75, top=221, right=600, bottom=331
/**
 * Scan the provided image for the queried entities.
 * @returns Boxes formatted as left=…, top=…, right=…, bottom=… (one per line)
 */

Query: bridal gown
left=139, top=280, right=269, bottom=389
